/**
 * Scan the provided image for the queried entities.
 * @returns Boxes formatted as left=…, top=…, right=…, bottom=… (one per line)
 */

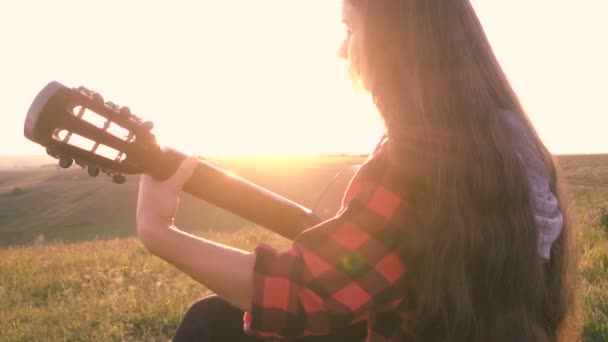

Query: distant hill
left=2, top=153, right=608, bottom=246
left=0, top=155, right=365, bottom=246
left=0, top=155, right=56, bottom=169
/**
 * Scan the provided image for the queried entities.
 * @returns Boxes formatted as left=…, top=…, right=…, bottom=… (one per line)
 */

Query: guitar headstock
left=24, top=81, right=161, bottom=183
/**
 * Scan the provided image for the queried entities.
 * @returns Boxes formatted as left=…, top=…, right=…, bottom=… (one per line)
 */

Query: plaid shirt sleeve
left=243, top=144, right=408, bottom=339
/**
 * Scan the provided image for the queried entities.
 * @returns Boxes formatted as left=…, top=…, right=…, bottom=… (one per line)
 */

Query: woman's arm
left=138, top=224, right=254, bottom=311
left=136, top=157, right=254, bottom=311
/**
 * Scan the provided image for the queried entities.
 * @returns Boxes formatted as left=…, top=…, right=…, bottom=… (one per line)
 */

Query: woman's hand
left=135, top=156, right=254, bottom=311
left=136, top=156, right=199, bottom=244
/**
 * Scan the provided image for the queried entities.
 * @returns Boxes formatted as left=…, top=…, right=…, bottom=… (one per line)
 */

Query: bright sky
left=0, top=1, right=606, bottom=156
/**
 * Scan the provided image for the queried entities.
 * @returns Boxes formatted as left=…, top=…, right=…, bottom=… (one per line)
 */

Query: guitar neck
left=144, top=147, right=320, bottom=240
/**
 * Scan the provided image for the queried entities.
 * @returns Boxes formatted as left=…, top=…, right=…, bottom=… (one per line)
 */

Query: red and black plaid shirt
left=243, top=140, right=412, bottom=341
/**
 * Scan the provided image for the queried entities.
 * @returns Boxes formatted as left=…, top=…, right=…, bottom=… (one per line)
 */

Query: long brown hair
left=346, top=0, right=577, bottom=340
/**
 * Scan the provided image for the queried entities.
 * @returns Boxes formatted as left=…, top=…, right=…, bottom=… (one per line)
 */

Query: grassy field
left=1, top=154, right=608, bottom=341
left=0, top=229, right=291, bottom=342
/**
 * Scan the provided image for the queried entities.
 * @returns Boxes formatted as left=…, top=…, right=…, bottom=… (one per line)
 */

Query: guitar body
left=24, top=81, right=358, bottom=239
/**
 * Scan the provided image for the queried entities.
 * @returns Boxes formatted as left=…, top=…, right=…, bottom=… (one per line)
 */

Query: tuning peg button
left=58, top=157, right=73, bottom=169
left=87, top=165, right=100, bottom=177
left=142, top=121, right=154, bottom=131
left=112, top=174, right=126, bottom=184
left=119, top=106, right=131, bottom=118
left=92, top=93, right=104, bottom=105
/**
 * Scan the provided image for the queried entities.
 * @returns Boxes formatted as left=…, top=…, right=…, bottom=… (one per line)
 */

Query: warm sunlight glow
left=1, top=0, right=606, bottom=156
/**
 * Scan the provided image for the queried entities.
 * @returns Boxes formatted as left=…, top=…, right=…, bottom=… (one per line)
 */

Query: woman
left=136, top=0, right=576, bottom=341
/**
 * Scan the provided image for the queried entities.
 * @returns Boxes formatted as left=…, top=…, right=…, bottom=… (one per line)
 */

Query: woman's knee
left=184, top=295, right=230, bottom=317
left=174, top=295, right=258, bottom=342
left=180, top=294, right=244, bottom=329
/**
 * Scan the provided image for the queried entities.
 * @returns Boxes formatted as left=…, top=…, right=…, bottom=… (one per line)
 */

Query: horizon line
left=1, top=151, right=608, bottom=158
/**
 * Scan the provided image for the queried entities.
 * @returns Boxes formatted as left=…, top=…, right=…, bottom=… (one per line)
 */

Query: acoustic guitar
left=23, top=81, right=359, bottom=239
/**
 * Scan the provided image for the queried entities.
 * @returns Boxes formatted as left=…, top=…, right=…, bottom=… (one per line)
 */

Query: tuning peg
left=119, top=106, right=131, bottom=118
left=58, top=156, right=73, bottom=168
left=92, top=93, right=104, bottom=104
left=87, top=165, right=100, bottom=177
left=142, top=120, right=154, bottom=131
left=112, top=174, right=126, bottom=184
left=46, top=147, right=59, bottom=158
left=105, top=101, right=119, bottom=111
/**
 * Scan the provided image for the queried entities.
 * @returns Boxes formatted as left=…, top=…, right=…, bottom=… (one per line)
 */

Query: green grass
left=2, top=154, right=608, bottom=341
left=0, top=228, right=290, bottom=342
left=579, top=208, right=608, bottom=341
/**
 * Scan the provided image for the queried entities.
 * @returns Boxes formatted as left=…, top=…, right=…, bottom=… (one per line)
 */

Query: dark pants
left=172, top=295, right=367, bottom=342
